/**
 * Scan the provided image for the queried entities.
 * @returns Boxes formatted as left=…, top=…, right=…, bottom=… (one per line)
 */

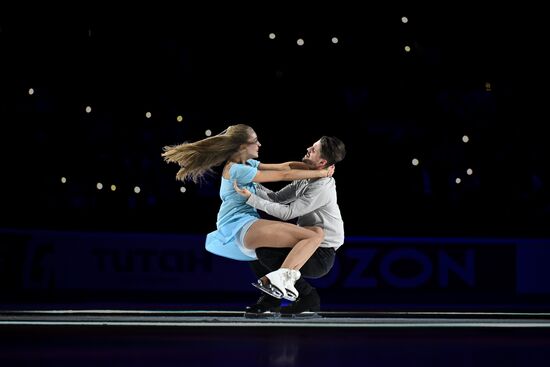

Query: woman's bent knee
left=309, top=227, right=324, bottom=241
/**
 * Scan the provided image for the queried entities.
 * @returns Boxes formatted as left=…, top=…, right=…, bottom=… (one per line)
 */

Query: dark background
left=2, top=9, right=550, bottom=366
left=1, top=5, right=547, bottom=238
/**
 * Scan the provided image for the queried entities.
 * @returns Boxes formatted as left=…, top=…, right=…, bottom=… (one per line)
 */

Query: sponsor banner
left=1, top=230, right=549, bottom=296
left=0, top=229, right=253, bottom=291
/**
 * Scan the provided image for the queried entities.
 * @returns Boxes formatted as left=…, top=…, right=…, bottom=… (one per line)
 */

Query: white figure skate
left=252, top=268, right=287, bottom=299
left=282, top=269, right=301, bottom=302
left=252, top=268, right=301, bottom=302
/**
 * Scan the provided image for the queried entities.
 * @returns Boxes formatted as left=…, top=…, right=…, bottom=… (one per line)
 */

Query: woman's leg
left=243, top=220, right=324, bottom=271
left=244, top=220, right=324, bottom=301
left=282, top=226, right=324, bottom=270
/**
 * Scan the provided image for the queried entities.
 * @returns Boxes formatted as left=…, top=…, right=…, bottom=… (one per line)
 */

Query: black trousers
left=250, top=247, right=336, bottom=296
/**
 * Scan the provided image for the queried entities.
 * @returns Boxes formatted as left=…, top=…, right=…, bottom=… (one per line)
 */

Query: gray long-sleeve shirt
left=247, top=177, right=345, bottom=250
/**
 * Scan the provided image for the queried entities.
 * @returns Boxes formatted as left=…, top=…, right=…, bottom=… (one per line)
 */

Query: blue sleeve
left=246, top=159, right=260, bottom=168
left=230, top=163, right=258, bottom=185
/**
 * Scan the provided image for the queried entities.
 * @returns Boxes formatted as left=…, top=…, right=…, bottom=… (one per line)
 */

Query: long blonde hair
left=162, top=124, right=253, bottom=182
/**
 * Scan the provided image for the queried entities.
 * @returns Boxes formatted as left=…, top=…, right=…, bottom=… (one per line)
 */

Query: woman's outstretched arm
left=252, top=166, right=334, bottom=183
left=258, top=161, right=310, bottom=171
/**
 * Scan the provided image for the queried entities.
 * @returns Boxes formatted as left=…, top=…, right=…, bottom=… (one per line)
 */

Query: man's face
left=302, top=140, right=327, bottom=169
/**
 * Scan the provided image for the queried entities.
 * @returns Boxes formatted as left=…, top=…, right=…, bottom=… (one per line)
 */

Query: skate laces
left=283, top=269, right=301, bottom=283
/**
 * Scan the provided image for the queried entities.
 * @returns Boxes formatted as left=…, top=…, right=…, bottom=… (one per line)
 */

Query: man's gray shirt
left=247, top=177, right=344, bottom=250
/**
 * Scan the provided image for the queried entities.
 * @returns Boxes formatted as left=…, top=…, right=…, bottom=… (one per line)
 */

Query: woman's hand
left=326, top=165, right=335, bottom=177
left=233, top=180, right=252, bottom=199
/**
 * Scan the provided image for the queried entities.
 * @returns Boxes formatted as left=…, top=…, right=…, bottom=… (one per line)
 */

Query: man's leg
left=294, top=247, right=335, bottom=294
left=255, top=247, right=334, bottom=276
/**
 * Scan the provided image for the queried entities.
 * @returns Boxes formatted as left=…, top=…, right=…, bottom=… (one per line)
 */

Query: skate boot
left=282, top=269, right=301, bottom=302
left=244, top=294, right=281, bottom=318
left=281, top=288, right=321, bottom=318
left=252, top=268, right=287, bottom=299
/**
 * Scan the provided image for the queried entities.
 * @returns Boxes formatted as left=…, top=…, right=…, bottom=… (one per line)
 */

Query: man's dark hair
left=319, top=136, right=346, bottom=167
